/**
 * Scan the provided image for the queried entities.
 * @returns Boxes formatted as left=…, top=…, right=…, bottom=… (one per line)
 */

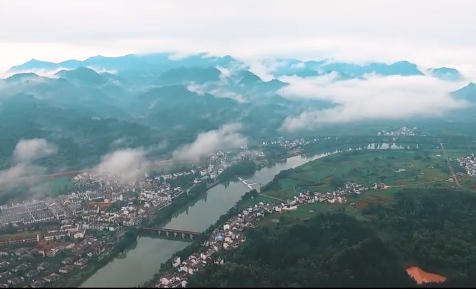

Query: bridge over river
left=138, top=227, right=201, bottom=241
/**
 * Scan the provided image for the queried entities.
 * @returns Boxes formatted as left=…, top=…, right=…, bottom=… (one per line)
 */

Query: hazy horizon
left=1, top=0, right=476, bottom=79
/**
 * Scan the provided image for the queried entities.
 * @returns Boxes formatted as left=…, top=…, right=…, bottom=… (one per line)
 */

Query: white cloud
left=279, top=74, right=470, bottom=131
left=94, top=148, right=150, bottom=182
left=209, top=89, right=246, bottom=103
left=13, top=138, right=57, bottom=163
left=2, top=0, right=476, bottom=78
left=187, top=83, right=247, bottom=103
left=186, top=84, right=207, bottom=96
left=2, top=67, right=69, bottom=79
left=216, top=66, right=232, bottom=83
left=86, top=66, right=118, bottom=75
left=110, top=137, right=128, bottom=148
left=172, top=123, right=247, bottom=163
left=0, top=138, right=57, bottom=187
left=0, top=163, right=46, bottom=187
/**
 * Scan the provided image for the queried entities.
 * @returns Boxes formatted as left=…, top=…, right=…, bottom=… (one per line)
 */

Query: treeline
left=112, top=228, right=139, bottom=254
left=145, top=182, right=208, bottom=227
left=218, top=160, right=257, bottom=182
left=167, top=173, right=197, bottom=189
left=366, top=188, right=476, bottom=279
left=187, top=188, right=476, bottom=287
left=261, top=144, right=288, bottom=160
left=187, top=213, right=417, bottom=287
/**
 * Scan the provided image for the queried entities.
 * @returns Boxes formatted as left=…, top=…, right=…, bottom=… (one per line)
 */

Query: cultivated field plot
left=257, top=148, right=476, bottom=224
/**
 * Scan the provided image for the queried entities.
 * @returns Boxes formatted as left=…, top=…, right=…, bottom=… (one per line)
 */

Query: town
left=0, top=138, right=313, bottom=288
left=376, top=126, right=417, bottom=137
left=457, top=154, right=476, bottom=176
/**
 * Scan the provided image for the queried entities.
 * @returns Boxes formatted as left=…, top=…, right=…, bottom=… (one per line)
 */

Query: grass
left=41, top=177, right=76, bottom=196
left=257, top=148, right=476, bottom=225
left=1, top=230, right=42, bottom=238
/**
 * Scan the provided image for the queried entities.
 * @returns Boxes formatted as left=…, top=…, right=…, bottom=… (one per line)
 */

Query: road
left=390, top=179, right=446, bottom=188
left=259, top=193, right=285, bottom=202
left=440, top=143, right=462, bottom=188
left=12, top=159, right=188, bottom=181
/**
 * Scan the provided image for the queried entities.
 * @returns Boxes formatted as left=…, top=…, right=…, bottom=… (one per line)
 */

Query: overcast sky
left=1, top=0, right=476, bottom=73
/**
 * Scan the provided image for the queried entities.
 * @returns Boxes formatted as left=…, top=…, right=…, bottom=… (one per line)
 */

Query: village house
left=43, top=273, right=60, bottom=283
left=74, top=258, right=88, bottom=266
left=25, top=269, right=40, bottom=278
left=74, top=229, right=86, bottom=239
left=31, top=280, right=45, bottom=288
left=59, top=265, right=74, bottom=274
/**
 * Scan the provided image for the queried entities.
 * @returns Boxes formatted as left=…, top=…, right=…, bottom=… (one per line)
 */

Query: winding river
left=80, top=143, right=405, bottom=287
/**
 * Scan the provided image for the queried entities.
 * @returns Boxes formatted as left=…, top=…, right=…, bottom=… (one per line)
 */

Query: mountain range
left=1, top=52, right=475, bottom=173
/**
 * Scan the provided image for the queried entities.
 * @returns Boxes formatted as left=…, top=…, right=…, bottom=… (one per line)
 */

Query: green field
left=253, top=148, right=476, bottom=225
left=41, top=177, right=76, bottom=196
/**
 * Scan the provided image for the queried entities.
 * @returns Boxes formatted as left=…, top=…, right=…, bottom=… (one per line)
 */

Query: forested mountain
left=1, top=52, right=474, bottom=173
left=188, top=214, right=417, bottom=287
left=188, top=188, right=476, bottom=287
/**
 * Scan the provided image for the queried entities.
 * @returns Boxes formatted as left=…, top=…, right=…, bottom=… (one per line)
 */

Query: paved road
left=440, top=143, right=462, bottom=188
left=12, top=158, right=188, bottom=181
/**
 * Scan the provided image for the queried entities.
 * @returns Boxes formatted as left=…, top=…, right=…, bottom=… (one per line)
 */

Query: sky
left=1, top=0, right=476, bottom=182
left=1, top=0, right=476, bottom=75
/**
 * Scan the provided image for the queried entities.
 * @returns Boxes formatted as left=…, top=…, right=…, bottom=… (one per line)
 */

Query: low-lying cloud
left=278, top=74, right=470, bottom=131
left=93, top=148, right=151, bottom=182
left=0, top=138, right=57, bottom=187
left=187, top=83, right=246, bottom=103
left=13, top=138, right=57, bottom=163
left=172, top=123, right=248, bottom=163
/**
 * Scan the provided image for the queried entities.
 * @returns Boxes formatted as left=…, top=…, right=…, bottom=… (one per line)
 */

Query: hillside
left=452, top=82, right=476, bottom=102
left=187, top=213, right=417, bottom=287
left=430, top=67, right=463, bottom=81
left=55, top=67, right=108, bottom=86
left=155, top=67, right=222, bottom=85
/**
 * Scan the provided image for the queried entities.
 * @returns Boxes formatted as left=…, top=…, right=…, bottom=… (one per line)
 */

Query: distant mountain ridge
left=429, top=67, right=463, bottom=81
left=452, top=82, right=476, bottom=102
left=8, top=53, right=463, bottom=83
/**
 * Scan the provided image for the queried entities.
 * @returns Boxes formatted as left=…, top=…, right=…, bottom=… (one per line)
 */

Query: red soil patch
left=406, top=266, right=446, bottom=285
left=356, top=201, right=369, bottom=210
left=472, top=186, right=476, bottom=192
left=324, top=175, right=334, bottom=183
left=341, top=161, right=350, bottom=164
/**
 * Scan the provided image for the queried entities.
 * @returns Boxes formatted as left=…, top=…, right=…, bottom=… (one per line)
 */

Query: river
left=80, top=143, right=405, bottom=287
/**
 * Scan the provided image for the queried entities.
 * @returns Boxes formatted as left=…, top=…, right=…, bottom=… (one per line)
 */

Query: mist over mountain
left=1, top=51, right=474, bottom=173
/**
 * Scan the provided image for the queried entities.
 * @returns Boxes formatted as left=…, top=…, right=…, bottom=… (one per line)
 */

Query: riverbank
left=141, top=188, right=259, bottom=287
left=80, top=154, right=324, bottom=287
left=76, top=182, right=219, bottom=287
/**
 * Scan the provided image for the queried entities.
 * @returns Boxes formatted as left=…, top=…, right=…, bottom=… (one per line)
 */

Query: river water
left=81, top=143, right=405, bottom=287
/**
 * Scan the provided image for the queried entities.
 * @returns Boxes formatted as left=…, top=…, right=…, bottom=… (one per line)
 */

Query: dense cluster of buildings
left=0, top=149, right=249, bottom=230
left=377, top=126, right=416, bottom=137
left=457, top=154, right=476, bottom=177
left=259, top=137, right=318, bottom=150
left=0, top=148, right=258, bottom=287
left=0, top=231, right=111, bottom=288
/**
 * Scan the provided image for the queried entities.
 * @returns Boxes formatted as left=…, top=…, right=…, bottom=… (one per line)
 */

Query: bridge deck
left=139, top=227, right=200, bottom=235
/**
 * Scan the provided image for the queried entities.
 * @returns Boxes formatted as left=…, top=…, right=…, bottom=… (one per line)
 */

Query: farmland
left=252, top=148, right=476, bottom=224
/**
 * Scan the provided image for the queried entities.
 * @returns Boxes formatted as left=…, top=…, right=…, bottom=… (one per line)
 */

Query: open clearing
left=252, top=148, right=476, bottom=224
